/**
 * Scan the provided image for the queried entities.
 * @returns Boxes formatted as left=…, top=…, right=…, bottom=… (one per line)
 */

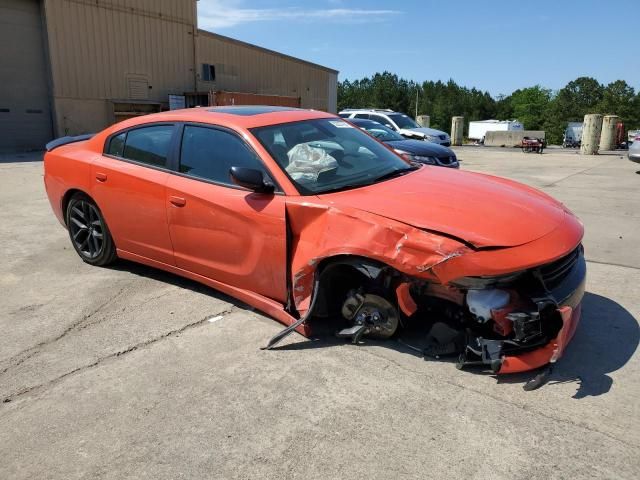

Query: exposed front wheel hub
left=339, top=291, right=399, bottom=342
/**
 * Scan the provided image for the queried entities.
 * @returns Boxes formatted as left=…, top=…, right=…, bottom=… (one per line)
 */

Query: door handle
left=170, top=196, right=186, bottom=207
left=95, top=172, right=107, bottom=182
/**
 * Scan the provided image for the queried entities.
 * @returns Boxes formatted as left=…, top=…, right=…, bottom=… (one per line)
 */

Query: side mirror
left=230, top=167, right=275, bottom=194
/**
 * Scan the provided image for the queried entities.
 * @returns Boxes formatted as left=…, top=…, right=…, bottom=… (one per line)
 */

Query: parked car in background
left=339, top=109, right=451, bottom=146
left=629, top=135, right=640, bottom=163
left=44, top=106, right=585, bottom=378
left=350, top=118, right=458, bottom=168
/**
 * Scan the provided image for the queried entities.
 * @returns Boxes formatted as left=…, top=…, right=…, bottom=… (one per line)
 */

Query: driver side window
left=179, top=125, right=273, bottom=187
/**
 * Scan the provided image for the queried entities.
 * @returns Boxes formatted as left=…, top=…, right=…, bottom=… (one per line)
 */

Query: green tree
left=494, top=94, right=514, bottom=120
left=416, top=79, right=497, bottom=134
left=597, top=80, right=637, bottom=125
left=337, top=73, right=639, bottom=144
left=553, top=76, right=604, bottom=121
left=507, top=86, right=552, bottom=130
left=339, top=74, right=498, bottom=135
left=337, top=72, right=416, bottom=113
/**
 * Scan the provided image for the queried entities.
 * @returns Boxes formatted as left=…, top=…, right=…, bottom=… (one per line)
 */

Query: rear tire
left=65, top=193, right=117, bottom=266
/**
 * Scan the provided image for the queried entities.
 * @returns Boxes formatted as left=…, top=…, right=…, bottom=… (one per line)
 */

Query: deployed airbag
left=285, top=144, right=337, bottom=182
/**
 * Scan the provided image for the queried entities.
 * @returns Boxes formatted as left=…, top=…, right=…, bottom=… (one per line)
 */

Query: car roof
left=207, top=106, right=300, bottom=116
left=340, top=108, right=395, bottom=114
left=108, top=106, right=336, bottom=131
left=89, top=106, right=339, bottom=152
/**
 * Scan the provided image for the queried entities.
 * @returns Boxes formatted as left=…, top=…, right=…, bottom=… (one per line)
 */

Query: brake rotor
left=343, top=293, right=399, bottom=339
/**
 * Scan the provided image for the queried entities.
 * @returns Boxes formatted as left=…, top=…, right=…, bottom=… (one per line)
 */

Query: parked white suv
left=339, top=109, right=451, bottom=146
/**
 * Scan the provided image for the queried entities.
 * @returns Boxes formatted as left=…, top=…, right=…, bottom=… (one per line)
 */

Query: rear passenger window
left=121, top=125, right=174, bottom=167
left=107, top=133, right=125, bottom=156
left=180, top=125, right=270, bottom=186
left=354, top=114, right=370, bottom=119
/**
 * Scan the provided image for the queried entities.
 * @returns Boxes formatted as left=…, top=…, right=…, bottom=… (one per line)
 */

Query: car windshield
left=388, top=113, right=420, bottom=129
left=251, top=118, right=416, bottom=195
left=358, top=122, right=405, bottom=142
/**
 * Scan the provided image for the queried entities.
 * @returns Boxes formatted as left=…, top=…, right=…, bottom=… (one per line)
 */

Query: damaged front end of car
left=314, top=246, right=584, bottom=376
left=419, top=244, right=585, bottom=373
left=265, top=201, right=585, bottom=380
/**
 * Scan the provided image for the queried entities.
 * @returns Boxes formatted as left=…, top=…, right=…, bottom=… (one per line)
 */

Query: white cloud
left=198, top=0, right=401, bottom=29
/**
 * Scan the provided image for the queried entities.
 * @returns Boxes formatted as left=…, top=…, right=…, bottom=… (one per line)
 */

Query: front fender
left=285, top=200, right=470, bottom=316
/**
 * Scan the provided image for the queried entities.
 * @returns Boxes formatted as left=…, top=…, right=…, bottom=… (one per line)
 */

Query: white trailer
left=468, top=120, right=524, bottom=142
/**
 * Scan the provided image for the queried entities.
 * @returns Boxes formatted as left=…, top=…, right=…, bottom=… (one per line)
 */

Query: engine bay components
left=467, top=289, right=510, bottom=323
left=507, top=311, right=543, bottom=343
left=457, top=336, right=506, bottom=373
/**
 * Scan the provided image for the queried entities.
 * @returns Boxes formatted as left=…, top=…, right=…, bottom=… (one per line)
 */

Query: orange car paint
left=396, top=283, right=418, bottom=317
left=500, top=305, right=581, bottom=373
left=44, top=107, right=585, bottom=372
left=92, top=154, right=175, bottom=265
left=165, top=174, right=289, bottom=303
left=321, top=166, right=567, bottom=248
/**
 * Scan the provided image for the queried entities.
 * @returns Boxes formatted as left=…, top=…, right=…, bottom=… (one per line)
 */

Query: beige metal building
left=197, top=31, right=338, bottom=113
left=0, top=0, right=338, bottom=152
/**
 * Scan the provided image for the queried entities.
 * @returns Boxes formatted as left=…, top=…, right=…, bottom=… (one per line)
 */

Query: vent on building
left=127, top=74, right=150, bottom=100
left=202, top=64, right=216, bottom=82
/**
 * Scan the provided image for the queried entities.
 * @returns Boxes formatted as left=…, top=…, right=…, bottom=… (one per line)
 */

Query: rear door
left=165, top=123, right=288, bottom=302
left=92, top=124, right=177, bottom=265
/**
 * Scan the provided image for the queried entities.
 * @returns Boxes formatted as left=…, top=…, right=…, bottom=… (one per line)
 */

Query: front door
left=166, top=124, right=287, bottom=303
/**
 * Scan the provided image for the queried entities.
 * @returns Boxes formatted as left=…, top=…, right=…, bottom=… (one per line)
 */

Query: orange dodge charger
left=44, top=106, right=585, bottom=382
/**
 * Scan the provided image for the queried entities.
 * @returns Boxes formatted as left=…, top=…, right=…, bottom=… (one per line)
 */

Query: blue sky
left=197, top=0, right=639, bottom=97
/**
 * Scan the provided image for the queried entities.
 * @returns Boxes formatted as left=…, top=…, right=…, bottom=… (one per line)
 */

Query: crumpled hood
left=399, top=127, right=449, bottom=139
left=320, top=167, right=567, bottom=248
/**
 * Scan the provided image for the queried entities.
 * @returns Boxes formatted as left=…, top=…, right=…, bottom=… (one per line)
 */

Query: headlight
left=393, top=149, right=414, bottom=162
left=412, top=155, right=437, bottom=165
left=424, top=135, right=437, bottom=142
left=394, top=150, right=437, bottom=165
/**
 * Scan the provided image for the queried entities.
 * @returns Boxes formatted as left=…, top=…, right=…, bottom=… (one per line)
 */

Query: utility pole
left=415, top=88, right=419, bottom=118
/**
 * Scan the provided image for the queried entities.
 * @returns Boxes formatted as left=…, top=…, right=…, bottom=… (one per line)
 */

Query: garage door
left=0, top=0, right=53, bottom=152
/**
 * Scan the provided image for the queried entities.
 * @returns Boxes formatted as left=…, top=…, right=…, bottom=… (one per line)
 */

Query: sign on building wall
left=169, top=95, right=186, bottom=110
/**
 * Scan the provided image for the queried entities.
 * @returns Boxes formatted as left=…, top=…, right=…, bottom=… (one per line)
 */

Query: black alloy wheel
left=66, top=193, right=117, bottom=266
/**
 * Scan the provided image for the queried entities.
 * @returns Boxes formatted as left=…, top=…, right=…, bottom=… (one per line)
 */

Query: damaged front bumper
left=457, top=246, right=586, bottom=374
left=499, top=303, right=581, bottom=373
